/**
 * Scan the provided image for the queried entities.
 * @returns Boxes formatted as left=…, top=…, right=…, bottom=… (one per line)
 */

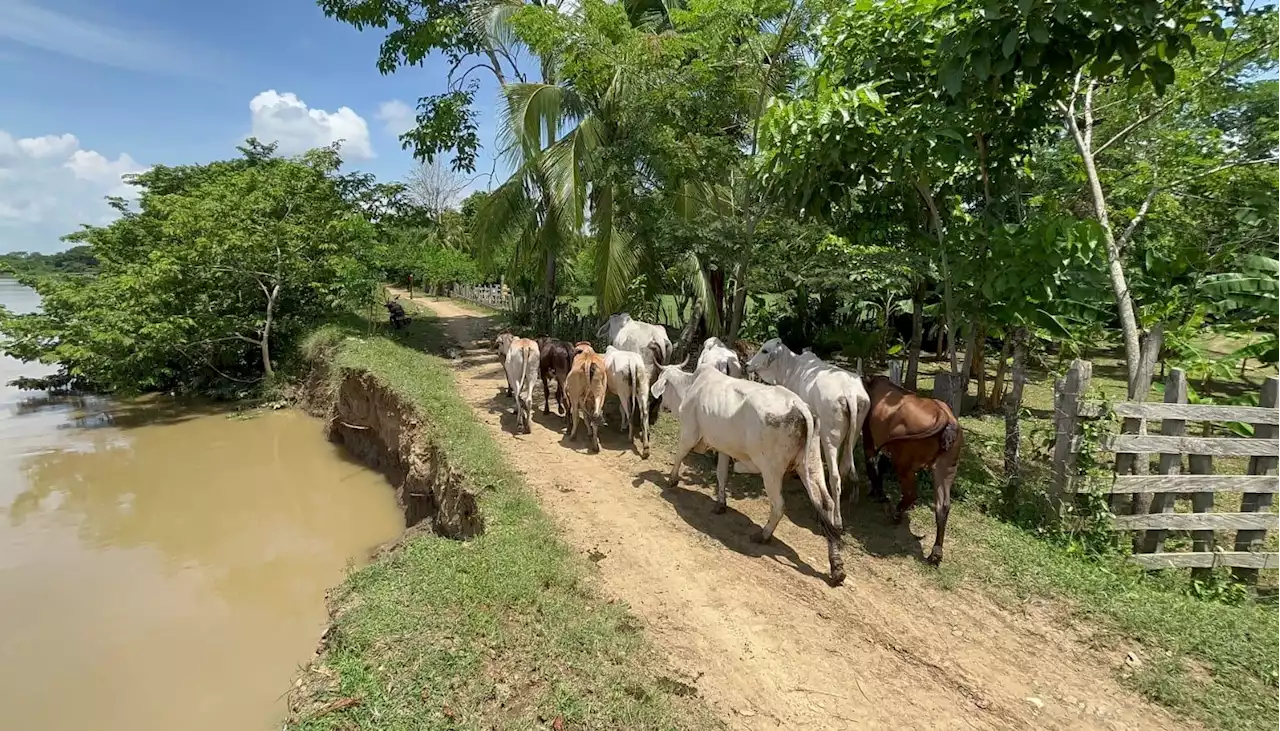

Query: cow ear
left=650, top=377, right=666, bottom=399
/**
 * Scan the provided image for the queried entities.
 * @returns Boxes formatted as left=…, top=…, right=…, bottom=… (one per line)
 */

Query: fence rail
left=1051, top=360, right=1279, bottom=583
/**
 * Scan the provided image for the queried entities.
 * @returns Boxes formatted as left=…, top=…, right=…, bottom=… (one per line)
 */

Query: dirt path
left=404, top=294, right=1196, bottom=731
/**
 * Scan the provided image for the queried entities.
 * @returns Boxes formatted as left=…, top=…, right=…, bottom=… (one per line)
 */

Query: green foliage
left=317, top=0, right=499, bottom=171
left=0, top=246, right=100, bottom=279
left=0, top=141, right=382, bottom=395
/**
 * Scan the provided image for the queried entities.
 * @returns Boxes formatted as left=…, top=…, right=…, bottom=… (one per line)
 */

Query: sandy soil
left=404, top=293, right=1197, bottom=731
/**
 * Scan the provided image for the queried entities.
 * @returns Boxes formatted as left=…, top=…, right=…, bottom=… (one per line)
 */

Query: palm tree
left=474, top=49, right=640, bottom=315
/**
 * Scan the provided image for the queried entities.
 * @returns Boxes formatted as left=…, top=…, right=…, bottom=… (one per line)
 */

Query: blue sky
left=0, top=0, right=504, bottom=252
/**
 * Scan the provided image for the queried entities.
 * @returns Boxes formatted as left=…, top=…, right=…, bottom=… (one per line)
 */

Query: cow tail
left=648, top=341, right=664, bottom=366
left=627, top=364, right=638, bottom=413
left=842, top=393, right=867, bottom=488
left=518, top=344, right=536, bottom=400
left=799, top=407, right=840, bottom=532
left=800, top=405, right=845, bottom=585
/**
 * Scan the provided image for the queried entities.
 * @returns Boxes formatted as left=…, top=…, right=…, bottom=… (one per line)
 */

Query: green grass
left=287, top=314, right=718, bottom=731
left=909, top=353, right=1279, bottom=731
left=930, top=508, right=1279, bottom=731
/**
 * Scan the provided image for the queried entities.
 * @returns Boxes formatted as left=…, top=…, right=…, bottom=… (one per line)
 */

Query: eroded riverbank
left=0, top=279, right=405, bottom=731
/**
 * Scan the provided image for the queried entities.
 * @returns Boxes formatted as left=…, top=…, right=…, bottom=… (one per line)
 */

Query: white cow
left=495, top=332, right=516, bottom=397
left=598, top=312, right=673, bottom=425
left=603, top=345, right=651, bottom=458
left=745, top=338, right=870, bottom=524
left=650, top=362, right=846, bottom=585
left=696, top=336, right=744, bottom=377
left=503, top=337, right=541, bottom=435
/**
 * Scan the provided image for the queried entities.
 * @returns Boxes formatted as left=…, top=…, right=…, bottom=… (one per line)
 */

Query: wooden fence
left=451, top=283, right=513, bottom=311
left=1051, top=359, right=1279, bottom=581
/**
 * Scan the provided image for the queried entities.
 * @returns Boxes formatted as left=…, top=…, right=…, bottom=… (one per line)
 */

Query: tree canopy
left=0, top=141, right=384, bottom=395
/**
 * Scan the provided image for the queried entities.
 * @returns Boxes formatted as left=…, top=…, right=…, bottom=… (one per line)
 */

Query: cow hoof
left=711, top=503, right=727, bottom=515
left=890, top=511, right=904, bottom=525
left=751, top=529, right=771, bottom=544
left=927, top=548, right=943, bottom=566
left=640, top=449, right=650, bottom=460
left=828, top=570, right=847, bottom=587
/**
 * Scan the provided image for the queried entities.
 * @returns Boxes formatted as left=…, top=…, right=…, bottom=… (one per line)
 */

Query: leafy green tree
left=0, top=141, right=382, bottom=394
left=1049, top=6, right=1278, bottom=394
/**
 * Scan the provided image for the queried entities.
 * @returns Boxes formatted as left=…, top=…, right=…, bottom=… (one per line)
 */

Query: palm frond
left=467, top=0, right=524, bottom=50
left=591, top=185, right=639, bottom=314
left=684, top=251, right=721, bottom=335
left=474, top=171, right=536, bottom=269
left=541, top=123, right=601, bottom=233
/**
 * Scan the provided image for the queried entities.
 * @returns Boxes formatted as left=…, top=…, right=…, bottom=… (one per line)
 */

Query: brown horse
left=860, top=375, right=962, bottom=565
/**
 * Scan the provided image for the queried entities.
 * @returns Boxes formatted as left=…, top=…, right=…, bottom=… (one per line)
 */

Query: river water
left=0, top=278, right=404, bottom=730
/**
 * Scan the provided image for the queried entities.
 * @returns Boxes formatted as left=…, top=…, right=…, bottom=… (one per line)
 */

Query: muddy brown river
left=0, top=278, right=404, bottom=730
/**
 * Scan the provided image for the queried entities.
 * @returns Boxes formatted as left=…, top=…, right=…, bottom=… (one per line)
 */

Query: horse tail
left=940, top=420, right=960, bottom=454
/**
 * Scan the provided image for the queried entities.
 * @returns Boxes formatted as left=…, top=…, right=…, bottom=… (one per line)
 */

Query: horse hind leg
left=928, top=441, right=961, bottom=566
left=892, top=461, right=919, bottom=525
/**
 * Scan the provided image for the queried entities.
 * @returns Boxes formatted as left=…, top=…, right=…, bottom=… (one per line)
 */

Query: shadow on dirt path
left=395, top=292, right=1197, bottom=731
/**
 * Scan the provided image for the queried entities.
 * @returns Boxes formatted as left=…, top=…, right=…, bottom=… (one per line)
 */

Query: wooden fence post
left=1234, top=376, right=1279, bottom=585
left=1050, top=359, right=1092, bottom=516
left=1141, top=368, right=1186, bottom=555
left=1188, top=432, right=1215, bottom=582
left=888, top=360, right=903, bottom=386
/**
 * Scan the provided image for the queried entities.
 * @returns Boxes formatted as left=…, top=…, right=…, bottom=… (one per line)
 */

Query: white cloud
left=248, top=90, right=374, bottom=161
left=17, top=133, right=78, bottom=158
left=0, top=0, right=220, bottom=79
left=66, top=149, right=141, bottom=191
left=375, top=99, right=415, bottom=138
left=0, top=129, right=144, bottom=252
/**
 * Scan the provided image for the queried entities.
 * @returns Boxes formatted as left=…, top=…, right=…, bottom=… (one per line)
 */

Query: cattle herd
left=492, top=312, right=964, bottom=586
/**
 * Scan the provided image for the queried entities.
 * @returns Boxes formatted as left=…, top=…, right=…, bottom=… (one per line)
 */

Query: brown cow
left=861, top=375, right=963, bottom=566
left=566, top=341, right=607, bottom=453
left=537, top=337, right=573, bottom=417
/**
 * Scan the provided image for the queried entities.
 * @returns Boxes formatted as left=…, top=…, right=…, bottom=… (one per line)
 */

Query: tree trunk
left=727, top=217, right=760, bottom=341
left=1123, top=323, right=1166, bottom=542
left=879, top=298, right=891, bottom=364
left=961, top=321, right=978, bottom=388
left=986, top=337, right=1012, bottom=411
left=709, top=267, right=726, bottom=335
left=261, top=284, right=280, bottom=380
left=544, top=247, right=557, bottom=298
left=1061, top=96, right=1143, bottom=395
left=935, top=324, right=945, bottom=362
left=905, top=281, right=925, bottom=390
left=915, top=182, right=959, bottom=374
left=1003, top=327, right=1029, bottom=480
left=676, top=300, right=705, bottom=363
left=973, top=322, right=988, bottom=405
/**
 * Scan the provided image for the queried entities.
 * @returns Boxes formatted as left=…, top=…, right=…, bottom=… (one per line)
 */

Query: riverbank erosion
left=284, top=318, right=718, bottom=729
